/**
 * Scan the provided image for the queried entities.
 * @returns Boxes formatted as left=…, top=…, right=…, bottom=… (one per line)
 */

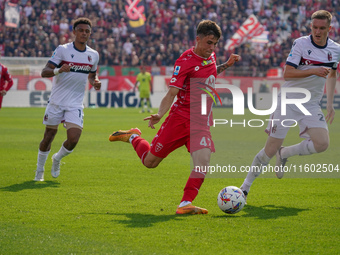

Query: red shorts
left=150, top=112, right=215, bottom=158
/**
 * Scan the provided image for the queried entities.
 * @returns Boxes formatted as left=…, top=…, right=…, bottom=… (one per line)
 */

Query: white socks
left=241, top=139, right=317, bottom=193
left=179, top=201, right=191, bottom=208
left=36, top=145, right=72, bottom=173
left=36, top=150, right=50, bottom=172
left=242, top=148, right=271, bottom=193
left=129, top=134, right=139, bottom=143
left=281, top=139, right=317, bottom=158
left=54, top=145, right=73, bottom=161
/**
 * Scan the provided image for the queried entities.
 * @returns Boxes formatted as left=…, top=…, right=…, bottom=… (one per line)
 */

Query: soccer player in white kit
left=34, top=17, right=101, bottom=181
left=240, top=10, right=340, bottom=200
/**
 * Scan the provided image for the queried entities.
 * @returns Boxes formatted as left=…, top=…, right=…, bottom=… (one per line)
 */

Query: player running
left=240, top=10, right=340, bottom=201
left=34, top=17, right=101, bottom=181
left=109, top=20, right=240, bottom=214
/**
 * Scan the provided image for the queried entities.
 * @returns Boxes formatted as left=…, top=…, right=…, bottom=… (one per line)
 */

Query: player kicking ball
left=109, top=20, right=240, bottom=214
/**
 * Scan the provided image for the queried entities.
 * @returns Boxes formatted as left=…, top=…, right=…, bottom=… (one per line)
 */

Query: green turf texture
left=0, top=107, right=339, bottom=254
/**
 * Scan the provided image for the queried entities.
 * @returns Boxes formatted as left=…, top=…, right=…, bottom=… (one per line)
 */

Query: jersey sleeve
left=90, top=51, right=99, bottom=72
left=48, top=45, right=64, bottom=67
left=286, top=39, right=302, bottom=68
left=169, top=59, right=190, bottom=90
left=333, top=46, right=340, bottom=70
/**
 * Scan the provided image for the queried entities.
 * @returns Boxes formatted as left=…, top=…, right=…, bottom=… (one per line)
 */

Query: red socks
left=131, top=136, right=150, bottom=164
left=180, top=170, right=206, bottom=203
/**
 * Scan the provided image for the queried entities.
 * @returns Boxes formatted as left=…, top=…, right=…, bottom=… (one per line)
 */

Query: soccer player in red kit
left=0, top=53, right=14, bottom=109
left=109, top=20, right=240, bottom=214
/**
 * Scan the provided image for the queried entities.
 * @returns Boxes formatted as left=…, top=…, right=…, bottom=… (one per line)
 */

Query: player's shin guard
left=242, top=148, right=271, bottom=192
left=131, top=136, right=151, bottom=165
left=36, top=150, right=50, bottom=171
left=180, top=170, right=206, bottom=203
left=55, top=145, right=72, bottom=161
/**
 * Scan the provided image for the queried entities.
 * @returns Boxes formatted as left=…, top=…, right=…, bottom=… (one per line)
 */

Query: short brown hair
left=73, top=17, right=92, bottom=30
left=311, top=10, right=332, bottom=25
left=196, top=20, right=222, bottom=40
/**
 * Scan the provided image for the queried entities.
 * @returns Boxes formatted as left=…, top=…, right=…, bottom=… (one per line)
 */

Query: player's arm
left=283, top=64, right=330, bottom=80
left=41, top=62, right=70, bottom=77
left=325, top=68, right=337, bottom=124
left=144, top=86, right=179, bottom=129
left=217, top=54, right=241, bottom=75
left=88, top=72, right=101, bottom=91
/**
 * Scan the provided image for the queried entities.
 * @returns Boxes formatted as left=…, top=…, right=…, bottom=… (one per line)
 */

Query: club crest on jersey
left=174, top=66, right=181, bottom=75
left=71, top=54, right=74, bottom=58
left=328, top=52, right=332, bottom=61
left=155, top=143, right=163, bottom=152
left=88, top=55, right=92, bottom=62
left=308, top=50, right=312, bottom=55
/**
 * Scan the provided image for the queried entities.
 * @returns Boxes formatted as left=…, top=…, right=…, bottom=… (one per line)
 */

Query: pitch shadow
left=0, top=180, right=60, bottom=192
left=110, top=213, right=186, bottom=228
left=242, top=204, right=309, bottom=219
left=213, top=204, right=309, bottom=220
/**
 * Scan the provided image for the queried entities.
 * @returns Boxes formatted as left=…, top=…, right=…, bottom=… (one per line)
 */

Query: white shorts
left=43, top=103, right=84, bottom=128
left=265, top=103, right=328, bottom=139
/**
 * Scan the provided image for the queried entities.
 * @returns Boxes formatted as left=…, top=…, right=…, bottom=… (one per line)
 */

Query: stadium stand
left=1, top=0, right=340, bottom=77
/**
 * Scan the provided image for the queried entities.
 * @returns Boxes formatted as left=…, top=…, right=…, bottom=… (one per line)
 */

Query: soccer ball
left=217, top=186, right=246, bottom=214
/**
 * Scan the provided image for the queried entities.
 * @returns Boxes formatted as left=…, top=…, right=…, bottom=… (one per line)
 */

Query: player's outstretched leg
left=109, top=128, right=141, bottom=143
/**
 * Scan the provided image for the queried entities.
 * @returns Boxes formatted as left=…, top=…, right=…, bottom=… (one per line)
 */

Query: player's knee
left=143, top=160, right=159, bottom=168
left=315, top=140, right=329, bottom=153
left=143, top=152, right=162, bottom=168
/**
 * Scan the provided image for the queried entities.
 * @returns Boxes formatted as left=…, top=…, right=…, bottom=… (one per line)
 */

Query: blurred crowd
left=1, top=0, right=340, bottom=76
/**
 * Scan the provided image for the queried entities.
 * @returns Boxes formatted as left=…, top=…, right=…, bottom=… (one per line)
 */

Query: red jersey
left=169, top=47, right=217, bottom=128
left=0, top=63, right=13, bottom=92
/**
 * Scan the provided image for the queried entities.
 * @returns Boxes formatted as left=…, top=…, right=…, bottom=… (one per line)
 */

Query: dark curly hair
left=196, top=20, right=222, bottom=39
left=73, top=17, right=92, bottom=30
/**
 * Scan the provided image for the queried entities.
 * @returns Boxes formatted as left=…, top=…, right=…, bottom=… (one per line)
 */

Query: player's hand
left=0, top=90, right=6, bottom=96
left=59, top=63, right=71, bottom=73
left=226, top=54, right=241, bottom=67
left=314, top=67, right=330, bottom=78
left=144, top=113, right=162, bottom=129
left=92, top=79, right=101, bottom=90
left=325, top=104, right=335, bottom=124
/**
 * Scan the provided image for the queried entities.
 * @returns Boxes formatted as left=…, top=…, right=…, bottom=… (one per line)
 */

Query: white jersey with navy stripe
left=284, top=35, right=340, bottom=105
left=48, top=42, right=99, bottom=108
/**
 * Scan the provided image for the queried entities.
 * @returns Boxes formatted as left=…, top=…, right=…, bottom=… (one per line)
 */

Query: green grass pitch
left=0, top=107, right=339, bottom=254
